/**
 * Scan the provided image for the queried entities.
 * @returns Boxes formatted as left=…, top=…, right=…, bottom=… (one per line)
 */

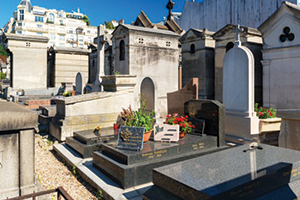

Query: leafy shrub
left=254, top=103, right=276, bottom=119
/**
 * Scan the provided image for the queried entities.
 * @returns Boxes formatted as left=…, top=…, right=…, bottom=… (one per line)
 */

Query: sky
left=0, top=0, right=203, bottom=28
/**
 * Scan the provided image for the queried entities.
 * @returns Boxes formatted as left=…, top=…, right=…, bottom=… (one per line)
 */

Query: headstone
left=117, top=126, right=145, bottom=151
left=154, top=124, right=179, bottom=142
left=75, top=72, right=84, bottom=95
left=167, top=78, right=198, bottom=116
left=145, top=144, right=300, bottom=200
left=223, top=25, right=259, bottom=142
left=185, top=99, right=225, bottom=147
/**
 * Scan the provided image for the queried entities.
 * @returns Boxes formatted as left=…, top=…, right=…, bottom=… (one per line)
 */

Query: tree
left=83, top=15, right=90, bottom=26
left=105, top=21, right=115, bottom=30
left=0, top=45, right=7, bottom=57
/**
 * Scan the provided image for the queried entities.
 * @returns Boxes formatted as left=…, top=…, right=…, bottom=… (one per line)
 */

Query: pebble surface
left=35, top=133, right=102, bottom=200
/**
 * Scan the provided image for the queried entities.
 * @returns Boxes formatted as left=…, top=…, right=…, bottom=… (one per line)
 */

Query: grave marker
left=117, top=126, right=145, bottom=151
left=154, top=124, right=179, bottom=142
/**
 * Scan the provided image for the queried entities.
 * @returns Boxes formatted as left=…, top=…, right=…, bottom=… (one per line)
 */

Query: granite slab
left=150, top=144, right=300, bottom=200
left=102, top=134, right=217, bottom=165
left=93, top=145, right=228, bottom=189
left=66, top=128, right=118, bottom=158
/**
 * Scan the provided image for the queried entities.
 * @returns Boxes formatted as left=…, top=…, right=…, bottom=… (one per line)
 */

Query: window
left=190, top=44, right=195, bottom=54
left=37, top=24, right=43, bottom=29
left=49, top=34, right=55, bottom=39
left=17, top=31, right=22, bottom=34
left=37, top=32, right=43, bottom=36
left=68, top=29, right=73, bottom=34
left=59, top=43, right=65, bottom=47
left=79, top=38, right=83, bottom=42
left=35, top=16, right=44, bottom=22
left=166, top=41, right=171, bottom=47
left=119, top=40, right=125, bottom=61
left=87, top=30, right=90, bottom=33
left=59, top=35, right=65, bottom=41
left=48, top=13, right=55, bottom=22
left=18, top=23, right=22, bottom=27
left=139, top=38, right=144, bottom=44
left=60, top=20, right=64, bottom=25
left=19, top=10, right=24, bottom=20
left=70, top=43, right=74, bottom=48
left=79, top=44, right=83, bottom=48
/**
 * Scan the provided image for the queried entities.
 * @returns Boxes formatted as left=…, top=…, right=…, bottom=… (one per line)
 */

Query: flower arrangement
left=254, top=103, right=276, bottom=119
left=165, top=113, right=195, bottom=137
left=120, top=101, right=156, bottom=132
left=94, top=125, right=102, bottom=135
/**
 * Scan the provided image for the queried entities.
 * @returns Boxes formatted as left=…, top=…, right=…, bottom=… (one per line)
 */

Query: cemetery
left=2, top=0, right=300, bottom=199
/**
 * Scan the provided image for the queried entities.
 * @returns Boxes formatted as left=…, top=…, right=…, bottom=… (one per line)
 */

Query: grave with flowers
left=92, top=99, right=227, bottom=189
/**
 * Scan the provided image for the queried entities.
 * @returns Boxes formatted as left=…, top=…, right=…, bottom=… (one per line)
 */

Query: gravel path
left=35, top=133, right=103, bottom=200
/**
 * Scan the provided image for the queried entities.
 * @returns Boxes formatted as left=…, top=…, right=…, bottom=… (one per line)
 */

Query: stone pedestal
left=277, top=110, right=300, bottom=151
left=0, top=101, right=38, bottom=199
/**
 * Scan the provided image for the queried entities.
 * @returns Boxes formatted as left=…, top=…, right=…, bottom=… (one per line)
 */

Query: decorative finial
left=235, top=24, right=244, bottom=46
left=166, top=0, right=175, bottom=21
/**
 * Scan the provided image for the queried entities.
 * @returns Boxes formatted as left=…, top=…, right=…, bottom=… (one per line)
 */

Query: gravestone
left=75, top=72, right=84, bottom=95
left=0, top=101, right=38, bottom=199
left=144, top=144, right=300, bottom=200
left=223, top=25, right=259, bottom=142
left=184, top=99, right=225, bottom=147
left=154, top=124, right=179, bottom=142
left=117, top=126, right=145, bottom=151
left=167, top=78, right=198, bottom=116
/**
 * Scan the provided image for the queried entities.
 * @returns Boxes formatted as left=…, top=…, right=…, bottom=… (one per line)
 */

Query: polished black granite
left=93, top=134, right=227, bottom=189
left=148, top=144, right=300, bottom=200
left=102, top=134, right=217, bottom=165
left=65, top=127, right=117, bottom=158
left=117, top=126, right=145, bottom=151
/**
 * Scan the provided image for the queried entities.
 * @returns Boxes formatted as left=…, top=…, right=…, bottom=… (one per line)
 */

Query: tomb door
left=75, top=72, right=83, bottom=95
left=141, top=77, right=155, bottom=113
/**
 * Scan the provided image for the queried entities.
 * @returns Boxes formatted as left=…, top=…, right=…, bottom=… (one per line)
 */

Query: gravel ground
left=35, top=133, right=103, bottom=200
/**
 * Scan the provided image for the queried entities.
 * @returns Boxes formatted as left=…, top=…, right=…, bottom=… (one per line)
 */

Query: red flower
left=192, top=125, right=195, bottom=128
left=167, top=114, right=171, bottom=118
left=270, top=112, right=273, bottom=117
left=259, top=112, right=263, bottom=116
left=186, top=115, right=188, bottom=118
left=183, top=124, right=186, bottom=127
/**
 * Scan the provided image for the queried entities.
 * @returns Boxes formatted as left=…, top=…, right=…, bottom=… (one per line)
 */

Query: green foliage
left=0, top=45, right=8, bottom=57
left=72, top=164, right=76, bottom=176
left=96, top=190, right=104, bottom=200
left=105, top=21, right=115, bottom=30
left=254, top=103, right=276, bottom=119
left=83, top=15, right=89, bottom=20
left=113, top=71, right=120, bottom=75
left=0, top=72, right=5, bottom=80
left=120, top=100, right=156, bottom=132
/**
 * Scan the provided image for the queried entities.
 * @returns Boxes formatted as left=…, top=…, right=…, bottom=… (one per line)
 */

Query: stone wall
left=179, top=0, right=298, bottom=31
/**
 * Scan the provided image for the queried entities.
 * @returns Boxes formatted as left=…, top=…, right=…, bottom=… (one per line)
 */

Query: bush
left=0, top=72, right=5, bottom=80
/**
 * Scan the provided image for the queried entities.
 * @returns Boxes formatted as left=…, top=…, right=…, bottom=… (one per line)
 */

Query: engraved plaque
left=117, top=126, right=145, bottom=151
left=154, top=124, right=179, bottom=142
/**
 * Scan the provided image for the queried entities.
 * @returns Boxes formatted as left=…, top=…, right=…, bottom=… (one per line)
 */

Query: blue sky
left=0, top=0, right=200, bottom=28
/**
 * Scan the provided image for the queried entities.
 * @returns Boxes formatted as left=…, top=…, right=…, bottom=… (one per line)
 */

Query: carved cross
left=166, top=0, right=175, bottom=20
left=235, top=24, right=244, bottom=46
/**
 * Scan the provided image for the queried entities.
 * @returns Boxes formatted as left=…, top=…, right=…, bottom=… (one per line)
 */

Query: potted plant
left=165, top=113, right=195, bottom=138
left=120, top=101, right=155, bottom=142
left=254, top=103, right=281, bottom=134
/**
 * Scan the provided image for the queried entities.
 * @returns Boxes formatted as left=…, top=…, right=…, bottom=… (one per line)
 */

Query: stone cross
left=166, top=0, right=175, bottom=20
left=235, top=24, right=244, bottom=46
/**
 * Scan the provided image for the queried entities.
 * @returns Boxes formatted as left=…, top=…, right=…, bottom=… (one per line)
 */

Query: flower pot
left=94, top=130, right=101, bottom=137
left=179, top=131, right=187, bottom=138
left=144, top=129, right=152, bottom=143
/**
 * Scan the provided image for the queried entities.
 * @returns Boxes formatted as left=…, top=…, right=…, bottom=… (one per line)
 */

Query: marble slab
left=151, top=144, right=300, bottom=200
left=153, top=124, right=179, bottom=142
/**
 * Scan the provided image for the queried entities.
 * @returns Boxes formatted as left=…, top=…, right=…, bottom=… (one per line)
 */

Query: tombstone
left=144, top=143, right=300, bottom=200
left=0, top=101, right=38, bottom=199
left=75, top=72, right=84, bottom=95
left=223, top=25, right=259, bottom=142
left=154, top=124, right=179, bottom=142
left=141, top=77, right=155, bottom=113
left=167, top=78, right=198, bottom=116
left=185, top=99, right=225, bottom=147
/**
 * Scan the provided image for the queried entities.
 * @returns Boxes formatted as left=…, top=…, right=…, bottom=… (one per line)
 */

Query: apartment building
left=4, top=0, right=97, bottom=49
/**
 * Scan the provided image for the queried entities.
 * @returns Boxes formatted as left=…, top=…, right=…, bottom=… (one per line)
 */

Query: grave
left=223, top=25, right=259, bottom=142
left=92, top=99, right=226, bottom=189
left=0, top=101, right=38, bottom=199
left=144, top=144, right=300, bottom=200
left=65, top=127, right=118, bottom=158
left=184, top=99, right=225, bottom=147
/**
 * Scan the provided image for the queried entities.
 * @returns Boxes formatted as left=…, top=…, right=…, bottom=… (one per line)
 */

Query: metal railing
left=5, top=187, right=73, bottom=200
